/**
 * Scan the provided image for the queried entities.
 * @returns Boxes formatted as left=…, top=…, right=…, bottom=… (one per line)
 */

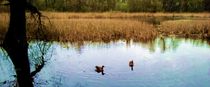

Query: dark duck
left=129, top=60, right=134, bottom=71
left=95, top=65, right=105, bottom=75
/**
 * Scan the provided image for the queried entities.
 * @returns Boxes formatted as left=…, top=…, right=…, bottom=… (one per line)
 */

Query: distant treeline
left=1, top=0, right=210, bottom=12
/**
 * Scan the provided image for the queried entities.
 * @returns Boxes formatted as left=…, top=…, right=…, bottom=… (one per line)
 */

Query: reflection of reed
left=160, top=36, right=166, bottom=53
left=158, top=37, right=180, bottom=53
left=123, top=38, right=206, bottom=53
left=158, top=37, right=210, bottom=53
left=0, top=41, right=3, bottom=47
left=59, top=37, right=210, bottom=54
left=208, top=39, right=210, bottom=45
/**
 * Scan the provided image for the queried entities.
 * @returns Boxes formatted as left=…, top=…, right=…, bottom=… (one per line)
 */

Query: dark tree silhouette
left=2, top=0, right=41, bottom=86
left=3, top=0, right=33, bottom=86
left=204, top=0, right=210, bottom=11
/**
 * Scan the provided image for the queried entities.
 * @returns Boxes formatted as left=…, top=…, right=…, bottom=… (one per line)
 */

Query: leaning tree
left=3, top=0, right=41, bottom=86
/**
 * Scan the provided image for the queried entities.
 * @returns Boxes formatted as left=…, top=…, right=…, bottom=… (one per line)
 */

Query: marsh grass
left=0, top=13, right=9, bottom=42
left=49, top=19, right=157, bottom=42
left=42, top=12, right=210, bottom=25
left=42, top=12, right=210, bottom=19
left=159, top=20, right=210, bottom=39
left=0, top=12, right=210, bottom=42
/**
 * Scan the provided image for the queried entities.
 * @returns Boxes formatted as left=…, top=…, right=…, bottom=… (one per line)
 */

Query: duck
left=129, top=60, right=134, bottom=71
left=95, top=65, right=105, bottom=75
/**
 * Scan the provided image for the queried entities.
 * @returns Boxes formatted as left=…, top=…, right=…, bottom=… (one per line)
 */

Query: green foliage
left=204, top=0, right=210, bottom=11
left=115, top=0, right=128, bottom=12
left=2, top=0, right=208, bottom=12
left=187, top=0, right=204, bottom=12
left=128, top=0, right=163, bottom=12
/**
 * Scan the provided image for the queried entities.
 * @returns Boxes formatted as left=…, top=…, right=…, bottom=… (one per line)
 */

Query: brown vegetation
left=159, top=20, right=210, bottom=39
left=49, top=19, right=157, bottom=42
left=42, top=12, right=210, bottom=19
left=0, top=13, right=9, bottom=41
left=1, top=12, right=210, bottom=43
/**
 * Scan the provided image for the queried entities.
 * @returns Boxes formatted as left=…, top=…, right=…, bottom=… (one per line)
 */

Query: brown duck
left=129, top=60, right=134, bottom=71
left=95, top=65, right=105, bottom=75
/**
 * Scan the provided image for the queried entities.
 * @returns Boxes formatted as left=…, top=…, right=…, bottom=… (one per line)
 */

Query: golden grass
left=42, top=12, right=210, bottom=19
left=0, top=13, right=9, bottom=41
left=159, top=20, right=210, bottom=38
left=48, top=19, right=157, bottom=42
left=0, top=13, right=157, bottom=42
left=1, top=12, right=210, bottom=43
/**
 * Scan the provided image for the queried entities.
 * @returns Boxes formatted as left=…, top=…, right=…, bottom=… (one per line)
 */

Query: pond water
left=1, top=37, right=210, bottom=87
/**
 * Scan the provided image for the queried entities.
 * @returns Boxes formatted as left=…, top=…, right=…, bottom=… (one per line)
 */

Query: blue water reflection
left=1, top=38, right=210, bottom=87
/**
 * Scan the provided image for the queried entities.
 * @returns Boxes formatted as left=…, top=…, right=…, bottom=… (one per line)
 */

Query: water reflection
left=120, top=37, right=207, bottom=53
left=0, top=41, right=53, bottom=86
left=135, top=37, right=210, bottom=53
left=0, top=48, right=16, bottom=87
left=1, top=38, right=210, bottom=87
left=35, top=37, right=209, bottom=87
left=28, top=41, right=53, bottom=86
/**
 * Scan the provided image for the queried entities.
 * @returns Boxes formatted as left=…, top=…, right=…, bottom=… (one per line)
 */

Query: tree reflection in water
left=0, top=41, right=52, bottom=86
left=29, top=41, right=53, bottom=85
left=1, top=37, right=210, bottom=86
left=56, top=37, right=210, bottom=54
left=128, top=37, right=210, bottom=53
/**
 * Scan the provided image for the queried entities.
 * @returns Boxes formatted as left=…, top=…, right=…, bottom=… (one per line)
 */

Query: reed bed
left=0, top=13, right=9, bottom=42
left=42, top=12, right=210, bottom=19
left=0, top=14, right=157, bottom=42
left=1, top=12, right=210, bottom=42
left=159, top=20, right=210, bottom=39
left=48, top=19, right=157, bottom=42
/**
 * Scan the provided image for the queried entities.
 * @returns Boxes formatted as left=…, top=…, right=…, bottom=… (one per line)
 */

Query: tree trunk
left=3, top=0, right=33, bottom=86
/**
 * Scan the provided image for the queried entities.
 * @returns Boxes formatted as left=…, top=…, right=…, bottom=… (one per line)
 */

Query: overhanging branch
left=25, top=2, right=45, bottom=78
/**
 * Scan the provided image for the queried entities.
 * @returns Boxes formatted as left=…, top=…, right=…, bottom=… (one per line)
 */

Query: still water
left=1, top=37, right=210, bottom=87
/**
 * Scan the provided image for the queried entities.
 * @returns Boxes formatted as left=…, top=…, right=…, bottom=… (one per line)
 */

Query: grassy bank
left=159, top=20, right=210, bottom=39
left=0, top=12, right=210, bottom=42
left=42, top=12, right=210, bottom=19
left=0, top=13, right=9, bottom=41
left=49, top=19, right=157, bottom=42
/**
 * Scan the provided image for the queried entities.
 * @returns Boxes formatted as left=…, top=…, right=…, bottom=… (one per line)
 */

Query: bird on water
left=129, top=60, right=134, bottom=71
left=95, top=65, right=105, bottom=75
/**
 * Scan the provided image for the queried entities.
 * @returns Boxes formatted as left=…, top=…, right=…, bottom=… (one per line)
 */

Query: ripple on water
left=1, top=38, right=210, bottom=87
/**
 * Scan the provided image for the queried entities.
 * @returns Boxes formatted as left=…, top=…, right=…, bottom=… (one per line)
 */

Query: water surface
left=1, top=38, right=210, bottom=87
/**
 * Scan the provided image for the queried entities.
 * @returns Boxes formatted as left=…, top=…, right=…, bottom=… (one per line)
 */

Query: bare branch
left=26, top=2, right=41, bottom=16
left=25, top=2, right=49, bottom=79
left=30, top=56, right=45, bottom=77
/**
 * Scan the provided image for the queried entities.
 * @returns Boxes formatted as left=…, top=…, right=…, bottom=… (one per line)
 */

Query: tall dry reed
left=42, top=12, right=210, bottom=19
left=49, top=19, right=157, bottom=42
left=159, top=20, right=210, bottom=38
left=1, top=12, right=210, bottom=42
